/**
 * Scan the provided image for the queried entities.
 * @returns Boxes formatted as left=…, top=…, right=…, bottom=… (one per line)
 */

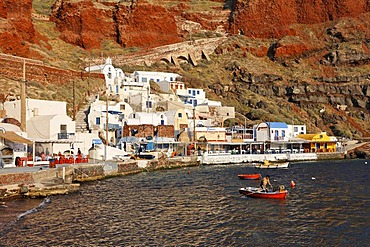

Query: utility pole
left=72, top=80, right=76, bottom=121
left=193, top=107, right=196, bottom=156
left=21, top=59, right=26, bottom=132
left=105, top=95, right=109, bottom=160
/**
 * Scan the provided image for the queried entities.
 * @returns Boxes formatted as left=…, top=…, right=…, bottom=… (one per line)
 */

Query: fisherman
left=260, top=175, right=273, bottom=192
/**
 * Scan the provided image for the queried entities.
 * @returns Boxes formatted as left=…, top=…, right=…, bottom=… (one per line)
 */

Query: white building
left=289, top=124, right=307, bottom=137
left=86, top=57, right=125, bottom=94
left=132, top=71, right=180, bottom=84
left=4, top=98, right=67, bottom=122
left=254, top=122, right=307, bottom=142
left=177, top=87, right=207, bottom=108
left=254, top=122, right=289, bottom=142
left=0, top=123, right=30, bottom=168
left=125, top=112, right=168, bottom=126
left=4, top=99, right=76, bottom=157
left=87, top=96, right=133, bottom=147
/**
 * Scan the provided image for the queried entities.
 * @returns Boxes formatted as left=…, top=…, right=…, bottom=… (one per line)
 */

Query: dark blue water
left=0, top=159, right=369, bottom=246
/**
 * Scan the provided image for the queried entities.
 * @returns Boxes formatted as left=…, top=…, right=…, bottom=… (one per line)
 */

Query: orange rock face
left=231, top=0, right=369, bottom=38
left=0, top=0, right=36, bottom=56
left=50, top=1, right=182, bottom=50
left=0, top=0, right=368, bottom=59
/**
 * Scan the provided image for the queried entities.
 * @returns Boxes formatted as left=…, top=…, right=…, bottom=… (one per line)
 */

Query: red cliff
left=231, top=0, right=369, bottom=38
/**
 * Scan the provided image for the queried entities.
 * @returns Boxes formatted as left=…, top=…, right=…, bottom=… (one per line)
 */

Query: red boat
left=239, top=187, right=288, bottom=199
left=237, top=173, right=261, bottom=180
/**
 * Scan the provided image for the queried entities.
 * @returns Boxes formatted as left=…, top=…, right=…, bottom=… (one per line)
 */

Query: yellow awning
left=0, top=131, right=33, bottom=144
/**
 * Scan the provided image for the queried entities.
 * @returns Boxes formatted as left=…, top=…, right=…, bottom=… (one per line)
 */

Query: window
left=60, top=124, right=67, bottom=133
left=197, top=90, right=200, bottom=94
left=120, top=105, right=125, bottom=111
left=301, top=127, right=304, bottom=131
left=116, top=85, right=119, bottom=94
left=95, top=117, right=100, bottom=125
left=227, top=112, right=229, bottom=116
left=282, top=130, right=285, bottom=137
left=188, top=89, right=191, bottom=94
left=146, top=101, right=152, bottom=108
left=142, top=77, right=147, bottom=83
left=170, top=77, right=173, bottom=81
left=108, top=73, right=112, bottom=79
left=194, top=99, right=197, bottom=107
left=161, top=120, right=165, bottom=125
left=178, top=113, right=182, bottom=118
left=294, top=126, right=298, bottom=132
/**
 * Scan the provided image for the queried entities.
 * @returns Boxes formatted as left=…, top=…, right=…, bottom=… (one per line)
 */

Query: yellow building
left=297, top=132, right=337, bottom=152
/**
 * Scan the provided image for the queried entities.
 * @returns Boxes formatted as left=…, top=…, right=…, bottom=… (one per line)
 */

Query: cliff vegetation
left=0, top=0, right=369, bottom=139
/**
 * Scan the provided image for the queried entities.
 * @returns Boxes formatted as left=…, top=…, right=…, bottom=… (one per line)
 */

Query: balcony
left=58, top=133, right=75, bottom=140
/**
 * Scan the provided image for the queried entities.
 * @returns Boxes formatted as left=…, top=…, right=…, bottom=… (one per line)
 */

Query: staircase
left=75, top=109, right=89, bottom=133
left=75, top=96, right=96, bottom=133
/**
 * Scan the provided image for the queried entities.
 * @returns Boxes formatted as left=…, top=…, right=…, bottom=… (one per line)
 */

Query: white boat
left=255, top=160, right=289, bottom=169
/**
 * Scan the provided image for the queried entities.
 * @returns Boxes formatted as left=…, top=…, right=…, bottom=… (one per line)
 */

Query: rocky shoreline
left=1, top=144, right=369, bottom=201
left=0, top=156, right=199, bottom=200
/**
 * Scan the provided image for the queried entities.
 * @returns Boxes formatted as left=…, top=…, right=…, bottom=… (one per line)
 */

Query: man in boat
left=260, top=175, right=273, bottom=192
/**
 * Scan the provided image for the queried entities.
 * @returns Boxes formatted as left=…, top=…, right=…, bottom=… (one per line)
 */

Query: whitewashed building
left=0, top=123, right=30, bottom=168
left=4, top=98, right=76, bottom=157
left=86, top=57, right=125, bottom=94
left=125, top=112, right=168, bottom=126
left=87, top=96, right=133, bottom=146
left=254, top=122, right=289, bottom=142
left=254, top=122, right=307, bottom=141
left=132, top=71, right=180, bottom=84
left=163, top=109, right=188, bottom=131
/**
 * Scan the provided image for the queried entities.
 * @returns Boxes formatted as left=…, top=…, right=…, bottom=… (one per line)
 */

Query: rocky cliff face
left=230, top=0, right=369, bottom=38
left=0, top=0, right=368, bottom=138
left=50, top=0, right=183, bottom=49
left=0, top=0, right=37, bottom=56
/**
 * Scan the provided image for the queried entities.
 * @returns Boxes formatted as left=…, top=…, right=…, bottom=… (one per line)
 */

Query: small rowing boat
left=239, top=186, right=288, bottom=199
left=255, top=160, right=289, bottom=169
left=237, top=173, right=261, bottom=180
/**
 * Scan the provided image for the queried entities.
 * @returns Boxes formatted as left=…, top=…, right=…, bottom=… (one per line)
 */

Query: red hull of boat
left=237, top=174, right=261, bottom=180
left=239, top=187, right=288, bottom=199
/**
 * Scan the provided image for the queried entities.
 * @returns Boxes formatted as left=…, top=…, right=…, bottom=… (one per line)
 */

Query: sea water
left=0, top=159, right=369, bottom=246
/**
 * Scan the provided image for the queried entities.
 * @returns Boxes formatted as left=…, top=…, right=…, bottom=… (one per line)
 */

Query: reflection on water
left=0, top=159, right=369, bottom=246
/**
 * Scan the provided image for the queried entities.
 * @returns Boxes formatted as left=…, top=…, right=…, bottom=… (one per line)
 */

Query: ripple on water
left=0, top=160, right=369, bottom=246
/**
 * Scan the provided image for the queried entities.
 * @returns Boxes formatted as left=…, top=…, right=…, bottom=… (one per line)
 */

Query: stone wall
left=117, top=161, right=140, bottom=174
left=123, top=124, right=175, bottom=138
left=72, top=164, right=105, bottom=182
left=0, top=173, right=34, bottom=186
left=0, top=53, right=104, bottom=85
left=317, top=152, right=345, bottom=160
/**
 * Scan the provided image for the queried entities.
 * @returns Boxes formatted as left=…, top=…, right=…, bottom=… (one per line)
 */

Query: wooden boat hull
left=239, top=187, right=288, bottom=199
left=255, top=162, right=289, bottom=169
left=237, top=173, right=261, bottom=180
